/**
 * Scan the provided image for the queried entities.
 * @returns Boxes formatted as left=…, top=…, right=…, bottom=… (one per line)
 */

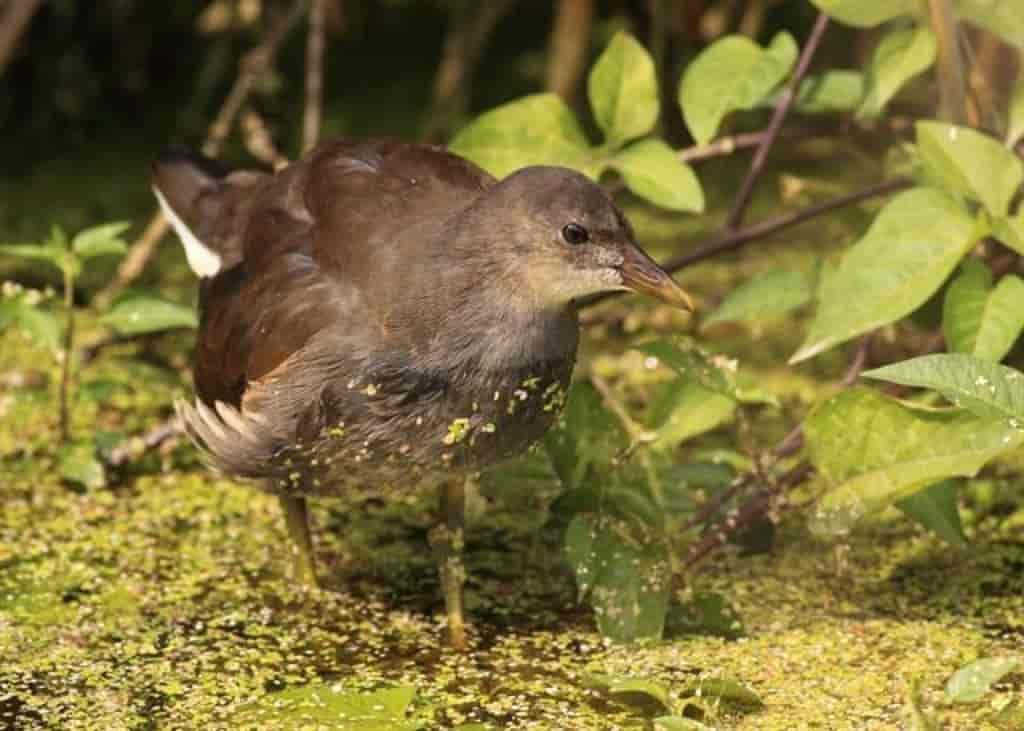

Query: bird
left=153, top=139, right=693, bottom=649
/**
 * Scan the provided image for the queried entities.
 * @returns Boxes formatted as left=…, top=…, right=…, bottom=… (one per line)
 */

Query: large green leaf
left=917, top=121, right=1024, bottom=216
left=805, top=388, right=1024, bottom=535
left=863, top=353, right=1024, bottom=420
left=607, top=139, right=704, bottom=213
left=449, top=93, right=593, bottom=179
left=946, top=657, right=1022, bottom=704
left=943, top=262, right=1024, bottom=362
left=791, top=188, right=977, bottom=363
left=942, top=259, right=992, bottom=355
left=636, top=338, right=776, bottom=406
left=100, top=290, right=198, bottom=335
left=807, top=0, right=916, bottom=27
left=70, top=221, right=130, bottom=260
left=544, top=382, right=622, bottom=491
left=703, top=268, right=811, bottom=328
left=994, top=214, right=1024, bottom=256
left=957, top=0, right=1024, bottom=49
left=896, top=480, right=966, bottom=546
left=0, top=242, right=65, bottom=270
left=0, top=297, right=61, bottom=352
left=678, top=32, right=797, bottom=145
left=590, top=534, right=671, bottom=642
left=793, top=71, right=864, bottom=113
left=1009, top=75, right=1024, bottom=147
left=588, top=32, right=659, bottom=147
left=857, top=26, right=936, bottom=119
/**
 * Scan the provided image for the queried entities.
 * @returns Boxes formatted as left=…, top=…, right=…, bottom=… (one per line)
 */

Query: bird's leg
left=278, top=494, right=319, bottom=589
left=429, top=479, right=467, bottom=650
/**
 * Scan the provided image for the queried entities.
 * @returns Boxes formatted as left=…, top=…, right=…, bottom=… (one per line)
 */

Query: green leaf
left=896, top=479, right=967, bottom=546
left=943, top=262, right=1024, bottom=362
left=70, top=221, right=130, bottom=260
left=545, top=382, right=622, bottom=491
left=805, top=388, right=1024, bottom=535
left=791, top=187, right=976, bottom=363
left=857, top=26, right=936, bottom=119
left=917, top=121, right=1024, bottom=216
left=957, top=0, right=1024, bottom=49
left=589, top=532, right=671, bottom=642
left=943, top=259, right=993, bottom=355
left=0, top=242, right=65, bottom=270
left=680, top=677, right=762, bottom=707
left=59, top=441, right=107, bottom=490
left=588, top=32, right=659, bottom=146
left=606, top=677, right=672, bottom=711
left=946, top=657, right=1022, bottom=703
left=100, top=290, right=198, bottom=335
left=863, top=353, right=1024, bottom=419
left=449, top=93, right=593, bottom=179
left=703, top=268, right=811, bottom=327
left=647, top=380, right=735, bottom=451
left=607, top=139, right=704, bottom=213
left=667, top=591, right=745, bottom=639
left=807, top=0, right=916, bottom=27
left=793, top=70, right=864, bottom=113
left=1009, top=74, right=1024, bottom=147
left=678, top=32, right=798, bottom=145
left=253, top=684, right=421, bottom=728
left=994, top=214, right=1024, bottom=256
left=564, top=514, right=599, bottom=601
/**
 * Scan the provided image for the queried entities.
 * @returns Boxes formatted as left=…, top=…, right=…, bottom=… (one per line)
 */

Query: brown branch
left=545, top=0, right=594, bottom=100
left=96, top=0, right=310, bottom=308
left=927, top=0, right=968, bottom=124
left=725, top=12, right=830, bottom=231
left=303, top=0, right=327, bottom=155
left=0, top=0, right=42, bottom=77
left=242, top=108, right=288, bottom=169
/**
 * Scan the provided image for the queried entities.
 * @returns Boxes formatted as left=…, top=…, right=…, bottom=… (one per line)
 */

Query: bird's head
left=461, top=165, right=694, bottom=313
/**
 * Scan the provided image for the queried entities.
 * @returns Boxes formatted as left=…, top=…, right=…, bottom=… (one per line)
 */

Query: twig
left=579, top=177, right=912, bottom=310
left=725, top=12, right=830, bottom=231
left=545, top=0, right=594, bottom=100
left=303, top=0, right=327, bottom=155
left=590, top=373, right=650, bottom=445
left=104, top=417, right=183, bottom=468
left=96, top=0, right=310, bottom=308
left=926, top=0, right=968, bottom=124
left=841, top=335, right=871, bottom=387
left=679, top=130, right=772, bottom=163
left=0, top=0, right=42, bottom=77
left=242, top=108, right=289, bottom=169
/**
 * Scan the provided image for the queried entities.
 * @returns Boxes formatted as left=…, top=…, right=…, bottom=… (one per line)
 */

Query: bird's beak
left=619, top=243, right=695, bottom=312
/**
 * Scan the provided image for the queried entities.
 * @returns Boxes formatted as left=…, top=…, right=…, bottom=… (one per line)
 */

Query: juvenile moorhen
left=154, top=139, right=692, bottom=648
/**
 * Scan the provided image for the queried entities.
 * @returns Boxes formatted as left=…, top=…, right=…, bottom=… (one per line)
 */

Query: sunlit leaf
left=59, top=441, right=107, bottom=490
left=791, top=188, right=976, bottom=363
left=896, top=479, right=967, bottom=546
left=857, top=26, right=936, bottom=119
left=917, top=121, right=1024, bottom=216
left=0, top=243, right=65, bottom=270
left=588, top=32, right=659, bottom=146
left=71, top=221, right=130, bottom=260
left=807, top=0, right=916, bottom=27
left=957, top=0, right=1024, bottom=49
left=100, top=290, right=198, bottom=335
left=635, top=338, right=776, bottom=406
left=0, top=297, right=61, bottom=352
left=943, top=259, right=992, bottom=355
left=793, top=70, right=864, bottom=113
left=608, top=139, right=704, bottom=212
left=946, top=656, right=1022, bottom=703
left=703, top=268, right=811, bottom=328
left=680, top=677, right=762, bottom=707
left=678, top=32, right=797, bottom=145
left=994, top=214, right=1024, bottom=256
left=863, top=353, right=1024, bottom=419
left=805, top=388, right=1024, bottom=536
left=449, top=93, right=593, bottom=179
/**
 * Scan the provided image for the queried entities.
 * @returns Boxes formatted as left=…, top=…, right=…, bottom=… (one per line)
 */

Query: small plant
left=1, top=222, right=197, bottom=487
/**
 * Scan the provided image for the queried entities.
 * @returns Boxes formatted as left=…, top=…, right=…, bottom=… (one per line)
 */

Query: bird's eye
left=561, top=223, right=590, bottom=245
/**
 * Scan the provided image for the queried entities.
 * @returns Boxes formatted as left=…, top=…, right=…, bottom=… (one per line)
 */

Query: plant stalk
left=925, top=0, right=968, bottom=124
left=59, top=264, right=74, bottom=444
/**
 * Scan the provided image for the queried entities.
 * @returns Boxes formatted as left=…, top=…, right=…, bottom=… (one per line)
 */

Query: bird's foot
left=431, top=480, right=468, bottom=650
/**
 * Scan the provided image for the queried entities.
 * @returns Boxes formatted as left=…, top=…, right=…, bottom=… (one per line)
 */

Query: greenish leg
left=429, top=480, right=468, bottom=650
left=279, top=494, right=319, bottom=589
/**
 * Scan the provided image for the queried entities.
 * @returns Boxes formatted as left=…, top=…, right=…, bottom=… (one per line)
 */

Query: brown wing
left=180, top=139, right=494, bottom=408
